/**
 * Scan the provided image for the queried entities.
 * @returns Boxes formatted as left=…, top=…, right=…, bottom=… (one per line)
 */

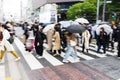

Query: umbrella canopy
left=92, top=24, right=99, bottom=31
left=43, top=24, right=55, bottom=33
left=96, top=24, right=113, bottom=35
left=59, top=20, right=73, bottom=28
left=66, top=24, right=86, bottom=34
left=75, top=18, right=89, bottom=24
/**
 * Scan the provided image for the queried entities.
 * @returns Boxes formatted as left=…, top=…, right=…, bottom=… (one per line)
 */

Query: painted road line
left=7, top=52, right=22, bottom=80
left=89, top=44, right=117, bottom=56
left=14, top=37, right=44, bottom=70
left=0, top=65, right=5, bottom=80
left=77, top=46, right=105, bottom=58
left=60, top=52, right=80, bottom=63
left=44, top=43, right=80, bottom=63
left=76, top=51, right=94, bottom=60
left=43, top=50, right=64, bottom=66
left=43, top=44, right=63, bottom=66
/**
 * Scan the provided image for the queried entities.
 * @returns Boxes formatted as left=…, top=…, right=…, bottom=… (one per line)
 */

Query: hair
left=66, top=32, right=76, bottom=41
left=0, top=23, right=5, bottom=28
left=0, top=32, right=3, bottom=41
left=0, top=22, right=2, bottom=27
left=100, top=27, right=104, bottom=31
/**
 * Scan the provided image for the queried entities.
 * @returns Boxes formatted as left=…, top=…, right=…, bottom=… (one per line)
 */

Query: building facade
left=32, top=0, right=84, bottom=23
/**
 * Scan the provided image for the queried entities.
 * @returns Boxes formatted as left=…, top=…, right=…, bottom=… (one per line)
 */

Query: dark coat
left=116, top=27, right=120, bottom=42
left=112, top=28, right=118, bottom=42
left=35, top=30, right=46, bottom=55
left=35, top=30, right=46, bottom=46
left=97, top=31, right=108, bottom=45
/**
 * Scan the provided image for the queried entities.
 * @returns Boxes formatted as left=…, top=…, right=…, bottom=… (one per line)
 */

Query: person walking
left=97, top=27, right=108, bottom=55
left=46, top=28, right=54, bottom=54
left=62, top=32, right=78, bottom=63
left=52, top=26, right=61, bottom=56
left=81, top=28, right=91, bottom=53
left=115, top=24, right=120, bottom=58
left=34, top=24, right=46, bottom=59
left=0, top=23, right=20, bottom=63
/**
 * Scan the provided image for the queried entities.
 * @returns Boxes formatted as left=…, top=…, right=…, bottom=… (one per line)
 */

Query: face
left=39, top=25, right=42, bottom=30
left=113, top=25, right=117, bottom=29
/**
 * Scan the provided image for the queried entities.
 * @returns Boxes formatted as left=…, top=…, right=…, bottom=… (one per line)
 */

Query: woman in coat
left=52, top=26, right=61, bottom=56
left=35, top=25, right=46, bottom=59
left=97, top=27, right=108, bottom=55
left=82, top=29, right=91, bottom=53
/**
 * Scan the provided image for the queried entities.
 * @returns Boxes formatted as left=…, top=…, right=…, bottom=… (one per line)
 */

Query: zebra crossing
left=14, top=37, right=117, bottom=70
left=0, top=37, right=118, bottom=80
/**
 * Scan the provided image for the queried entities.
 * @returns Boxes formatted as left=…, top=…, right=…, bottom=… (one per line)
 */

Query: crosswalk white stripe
left=0, top=65, right=5, bottom=80
left=44, top=44, right=80, bottom=63
left=14, top=37, right=44, bottom=70
left=90, top=43, right=117, bottom=56
left=77, top=46, right=106, bottom=58
left=43, top=50, right=64, bottom=66
left=60, top=52, right=80, bottom=63
left=76, top=52, right=94, bottom=60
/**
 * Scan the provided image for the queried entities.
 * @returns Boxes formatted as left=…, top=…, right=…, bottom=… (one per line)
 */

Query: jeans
left=63, top=44, right=77, bottom=61
left=97, top=44, right=106, bottom=54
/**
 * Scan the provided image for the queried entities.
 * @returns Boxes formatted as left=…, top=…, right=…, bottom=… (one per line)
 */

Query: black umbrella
left=66, top=24, right=86, bottom=34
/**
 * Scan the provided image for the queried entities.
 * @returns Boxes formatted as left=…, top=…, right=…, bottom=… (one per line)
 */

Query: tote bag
left=70, top=40, right=77, bottom=46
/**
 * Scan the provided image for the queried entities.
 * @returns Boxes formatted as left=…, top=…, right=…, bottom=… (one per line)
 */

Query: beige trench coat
left=82, top=30, right=90, bottom=49
left=46, top=29, right=54, bottom=50
left=53, top=32, right=61, bottom=50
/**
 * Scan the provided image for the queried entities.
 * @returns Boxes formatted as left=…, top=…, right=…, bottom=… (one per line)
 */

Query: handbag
left=70, top=40, right=77, bottom=46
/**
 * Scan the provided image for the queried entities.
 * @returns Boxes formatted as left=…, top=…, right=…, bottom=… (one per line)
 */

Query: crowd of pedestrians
left=1, top=21, right=120, bottom=63
left=19, top=21, right=120, bottom=63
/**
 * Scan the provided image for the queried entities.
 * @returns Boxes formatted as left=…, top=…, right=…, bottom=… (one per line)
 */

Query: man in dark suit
left=116, top=24, right=120, bottom=58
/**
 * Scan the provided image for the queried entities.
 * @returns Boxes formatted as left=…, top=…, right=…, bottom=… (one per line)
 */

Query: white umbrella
left=43, top=24, right=55, bottom=33
left=75, top=18, right=89, bottom=24
left=59, top=20, right=73, bottom=28
left=92, top=24, right=99, bottom=31
left=96, top=24, right=113, bottom=35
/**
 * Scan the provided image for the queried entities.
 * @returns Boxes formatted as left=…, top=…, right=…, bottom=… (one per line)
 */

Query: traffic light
left=111, top=12, right=116, bottom=19
left=112, top=15, right=115, bottom=19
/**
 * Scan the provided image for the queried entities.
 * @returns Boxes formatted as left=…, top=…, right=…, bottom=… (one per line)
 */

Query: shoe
left=53, top=54, right=59, bottom=57
left=15, top=57, right=20, bottom=61
left=36, top=55, right=39, bottom=58
left=37, top=56, right=43, bottom=59
left=102, top=54, right=107, bottom=56
left=62, top=59, right=69, bottom=63
left=74, top=58, right=80, bottom=61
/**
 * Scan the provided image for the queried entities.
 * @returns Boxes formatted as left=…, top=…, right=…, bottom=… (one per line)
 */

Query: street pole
left=20, top=0, right=22, bottom=21
left=96, top=0, right=100, bottom=24
left=102, top=0, right=106, bottom=21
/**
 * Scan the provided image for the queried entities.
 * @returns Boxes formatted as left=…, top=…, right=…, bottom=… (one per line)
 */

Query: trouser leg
left=10, top=51, right=19, bottom=58
left=118, top=42, right=120, bottom=57
left=0, top=50, right=5, bottom=60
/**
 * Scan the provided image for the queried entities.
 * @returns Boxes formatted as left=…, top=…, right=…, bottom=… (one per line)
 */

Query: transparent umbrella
left=96, top=24, right=113, bottom=35
left=43, top=24, right=55, bottom=33
left=75, top=18, right=89, bottom=24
